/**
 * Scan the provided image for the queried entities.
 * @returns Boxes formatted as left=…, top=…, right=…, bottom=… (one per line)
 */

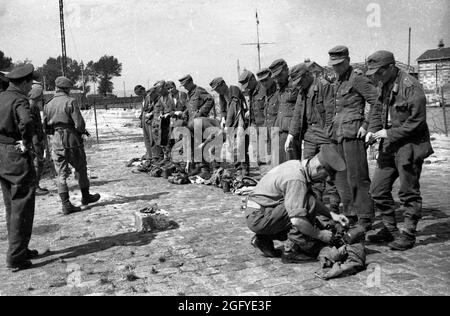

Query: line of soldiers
left=0, top=65, right=100, bottom=271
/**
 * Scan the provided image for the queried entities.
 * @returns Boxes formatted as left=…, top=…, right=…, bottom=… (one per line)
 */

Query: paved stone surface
left=0, top=109, right=449, bottom=296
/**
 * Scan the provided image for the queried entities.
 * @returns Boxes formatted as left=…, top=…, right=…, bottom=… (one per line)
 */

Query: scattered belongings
left=134, top=204, right=171, bottom=232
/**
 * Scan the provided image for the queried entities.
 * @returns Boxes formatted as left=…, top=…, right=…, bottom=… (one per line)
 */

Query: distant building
left=417, top=40, right=450, bottom=105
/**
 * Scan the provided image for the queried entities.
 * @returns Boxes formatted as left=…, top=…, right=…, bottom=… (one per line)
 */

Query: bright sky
left=1, top=0, right=449, bottom=94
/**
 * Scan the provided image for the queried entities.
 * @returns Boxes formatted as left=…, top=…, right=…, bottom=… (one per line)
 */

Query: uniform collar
left=55, top=91, right=68, bottom=97
left=338, top=66, right=353, bottom=82
left=6, top=84, right=27, bottom=96
left=188, top=85, right=197, bottom=97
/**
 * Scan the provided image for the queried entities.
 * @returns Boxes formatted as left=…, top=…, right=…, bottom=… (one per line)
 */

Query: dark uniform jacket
left=0, top=85, right=34, bottom=145
left=264, top=82, right=279, bottom=129
left=249, top=82, right=266, bottom=127
left=369, top=69, right=434, bottom=164
left=219, top=85, right=247, bottom=128
left=29, top=87, right=46, bottom=147
left=275, top=80, right=300, bottom=133
left=185, top=85, right=214, bottom=121
left=172, top=91, right=188, bottom=112
left=153, top=94, right=175, bottom=146
left=289, top=78, right=332, bottom=143
left=327, top=67, right=378, bottom=142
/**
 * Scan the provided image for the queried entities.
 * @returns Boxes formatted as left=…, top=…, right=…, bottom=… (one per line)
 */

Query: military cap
left=166, top=81, right=176, bottom=89
left=179, top=74, right=193, bottom=86
left=289, top=63, right=309, bottom=86
left=5, top=64, right=38, bottom=81
left=366, top=50, right=396, bottom=76
left=55, top=76, right=73, bottom=88
left=256, top=68, right=272, bottom=81
left=269, top=59, right=288, bottom=76
left=154, top=80, right=166, bottom=88
left=29, top=84, right=44, bottom=99
left=317, top=144, right=346, bottom=173
left=0, top=71, right=8, bottom=83
left=328, top=45, right=350, bottom=66
left=239, top=70, right=255, bottom=90
left=209, top=77, right=225, bottom=90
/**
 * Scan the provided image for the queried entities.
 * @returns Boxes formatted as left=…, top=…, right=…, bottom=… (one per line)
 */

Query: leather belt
left=246, top=200, right=261, bottom=210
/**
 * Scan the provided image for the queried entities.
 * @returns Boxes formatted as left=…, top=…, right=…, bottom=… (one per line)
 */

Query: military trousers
left=32, top=140, right=46, bottom=184
left=334, top=139, right=374, bottom=221
left=0, top=143, right=36, bottom=266
left=370, top=148, right=423, bottom=232
left=142, top=116, right=153, bottom=160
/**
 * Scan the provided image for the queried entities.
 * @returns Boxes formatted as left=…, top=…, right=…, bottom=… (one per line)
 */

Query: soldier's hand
left=365, top=132, right=375, bottom=144
left=331, top=212, right=350, bottom=227
left=357, top=126, right=367, bottom=139
left=15, top=141, right=28, bottom=154
left=374, top=129, right=388, bottom=140
left=285, top=134, right=294, bottom=153
left=318, top=230, right=334, bottom=244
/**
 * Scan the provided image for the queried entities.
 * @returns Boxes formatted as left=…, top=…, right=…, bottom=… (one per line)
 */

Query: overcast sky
left=1, top=0, right=449, bottom=94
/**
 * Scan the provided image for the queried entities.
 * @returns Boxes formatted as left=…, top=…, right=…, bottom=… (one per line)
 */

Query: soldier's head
left=366, top=50, right=397, bottom=85
left=179, top=74, right=195, bottom=92
left=209, top=77, right=228, bottom=96
left=166, top=81, right=178, bottom=95
left=154, top=80, right=169, bottom=96
left=290, top=63, right=314, bottom=92
left=328, top=46, right=351, bottom=76
left=239, top=70, right=257, bottom=94
left=134, top=85, right=146, bottom=97
left=5, top=64, right=38, bottom=94
left=269, top=59, right=289, bottom=87
left=256, top=68, right=274, bottom=90
left=55, top=76, right=73, bottom=94
left=304, top=144, right=346, bottom=183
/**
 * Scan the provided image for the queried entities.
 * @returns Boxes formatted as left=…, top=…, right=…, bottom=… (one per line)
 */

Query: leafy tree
left=39, top=56, right=82, bottom=91
left=90, top=55, right=122, bottom=95
left=0, top=50, right=13, bottom=71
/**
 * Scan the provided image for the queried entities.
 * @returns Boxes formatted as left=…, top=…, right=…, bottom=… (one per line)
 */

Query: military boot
left=81, top=188, right=101, bottom=206
left=388, top=230, right=416, bottom=251
left=367, top=226, right=399, bottom=244
left=60, top=193, right=82, bottom=215
left=251, top=235, right=282, bottom=258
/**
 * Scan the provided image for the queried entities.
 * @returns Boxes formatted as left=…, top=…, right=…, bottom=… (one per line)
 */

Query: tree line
left=0, top=50, right=122, bottom=96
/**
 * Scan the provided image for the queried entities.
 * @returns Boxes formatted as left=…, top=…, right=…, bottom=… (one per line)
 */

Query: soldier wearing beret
left=28, top=82, right=49, bottom=196
left=238, top=70, right=265, bottom=128
left=0, top=64, right=38, bottom=271
left=210, top=77, right=249, bottom=175
left=326, top=46, right=379, bottom=231
left=269, top=59, right=301, bottom=164
left=286, top=63, right=340, bottom=213
left=245, top=144, right=349, bottom=263
left=365, top=50, right=434, bottom=250
left=43, top=76, right=100, bottom=215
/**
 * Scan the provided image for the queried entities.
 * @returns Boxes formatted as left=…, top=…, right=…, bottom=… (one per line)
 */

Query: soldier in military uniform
left=135, top=85, right=153, bottom=160
left=178, top=75, right=215, bottom=176
left=238, top=70, right=264, bottom=128
left=269, top=59, right=301, bottom=164
left=245, top=145, right=349, bottom=263
left=256, top=68, right=278, bottom=131
left=286, top=63, right=340, bottom=212
left=43, top=76, right=100, bottom=215
left=0, top=64, right=38, bottom=271
left=29, top=82, right=49, bottom=195
left=210, top=77, right=248, bottom=174
left=365, top=51, right=434, bottom=250
left=326, top=46, right=379, bottom=231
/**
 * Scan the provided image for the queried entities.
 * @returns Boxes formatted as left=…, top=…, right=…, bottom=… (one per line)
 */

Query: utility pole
left=407, top=27, right=411, bottom=72
left=59, top=0, right=67, bottom=76
left=241, top=10, right=275, bottom=70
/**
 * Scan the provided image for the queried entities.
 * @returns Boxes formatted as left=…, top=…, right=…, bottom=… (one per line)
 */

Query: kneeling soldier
left=245, top=145, right=349, bottom=263
left=44, top=76, right=100, bottom=215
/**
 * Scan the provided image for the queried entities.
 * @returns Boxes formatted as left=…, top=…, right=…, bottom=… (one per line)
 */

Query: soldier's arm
left=387, top=84, right=427, bottom=143
left=69, top=99, right=86, bottom=134
left=353, top=75, right=379, bottom=130
left=288, top=93, right=304, bottom=137
left=367, top=87, right=383, bottom=133
left=14, top=99, right=34, bottom=145
left=225, top=99, right=238, bottom=128
left=197, top=91, right=214, bottom=118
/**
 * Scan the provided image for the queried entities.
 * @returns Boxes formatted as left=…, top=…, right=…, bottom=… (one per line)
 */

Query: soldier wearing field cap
left=178, top=75, right=214, bottom=123
left=365, top=50, right=434, bottom=250
left=286, top=63, right=340, bottom=212
left=326, top=45, right=379, bottom=231
left=245, top=144, right=349, bottom=263
left=239, top=70, right=265, bottom=128
left=0, top=64, right=39, bottom=271
left=269, top=58, right=301, bottom=164
left=256, top=68, right=278, bottom=130
left=44, top=76, right=100, bottom=215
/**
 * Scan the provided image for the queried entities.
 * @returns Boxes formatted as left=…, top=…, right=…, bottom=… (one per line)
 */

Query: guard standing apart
left=366, top=51, right=434, bottom=250
left=269, top=59, right=301, bottom=164
left=327, top=46, right=379, bottom=231
left=0, top=64, right=38, bottom=271
left=43, top=76, right=100, bottom=215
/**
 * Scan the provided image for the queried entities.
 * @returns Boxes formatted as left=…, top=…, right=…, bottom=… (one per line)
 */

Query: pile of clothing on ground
left=126, top=157, right=259, bottom=196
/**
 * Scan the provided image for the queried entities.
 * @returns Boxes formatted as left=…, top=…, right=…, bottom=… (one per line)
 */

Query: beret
left=55, top=76, right=73, bottom=88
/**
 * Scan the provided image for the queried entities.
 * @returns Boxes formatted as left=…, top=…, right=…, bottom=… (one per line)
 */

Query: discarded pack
left=135, top=204, right=171, bottom=232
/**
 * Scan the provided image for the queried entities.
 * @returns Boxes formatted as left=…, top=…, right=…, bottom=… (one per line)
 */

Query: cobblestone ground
left=0, top=110, right=449, bottom=296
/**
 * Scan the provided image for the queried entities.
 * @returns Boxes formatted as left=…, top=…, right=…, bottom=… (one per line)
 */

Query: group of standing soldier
left=0, top=65, right=99, bottom=271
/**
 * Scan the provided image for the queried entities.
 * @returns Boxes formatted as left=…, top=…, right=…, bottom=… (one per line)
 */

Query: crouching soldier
left=43, top=76, right=100, bottom=215
left=245, top=145, right=350, bottom=263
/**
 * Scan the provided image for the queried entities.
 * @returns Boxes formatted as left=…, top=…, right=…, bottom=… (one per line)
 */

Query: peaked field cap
left=166, top=81, right=176, bottom=89
left=366, top=50, right=396, bottom=76
left=269, top=59, right=288, bottom=76
left=209, top=77, right=225, bottom=90
left=179, top=74, right=193, bottom=85
left=317, top=144, right=346, bottom=172
left=6, top=64, right=38, bottom=80
left=256, top=68, right=272, bottom=81
left=238, top=70, right=254, bottom=84
left=290, top=63, right=309, bottom=85
left=55, top=76, right=73, bottom=88
left=328, top=45, right=350, bottom=66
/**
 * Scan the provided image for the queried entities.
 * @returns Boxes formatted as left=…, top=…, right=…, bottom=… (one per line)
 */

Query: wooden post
left=442, top=88, right=448, bottom=137
left=93, top=100, right=99, bottom=144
